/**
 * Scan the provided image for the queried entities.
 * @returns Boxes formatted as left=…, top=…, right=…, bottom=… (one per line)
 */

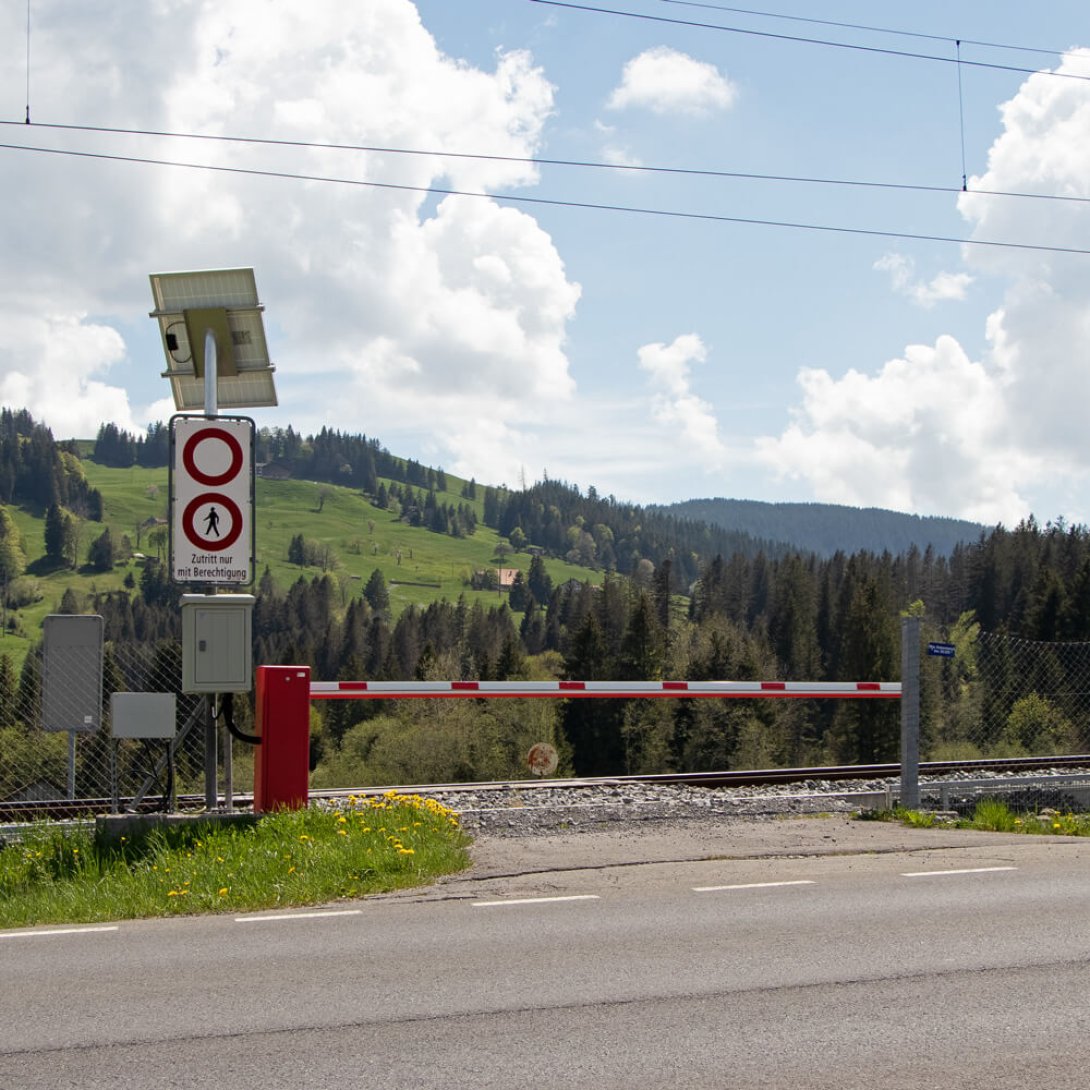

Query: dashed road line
left=235, top=909, right=364, bottom=923
left=0, top=925, right=119, bottom=940
left=472, top=894, right=601, bottom=907
left=901, top=866, right=1018, bottom=878
left=693, top=880, right=816, bottom=893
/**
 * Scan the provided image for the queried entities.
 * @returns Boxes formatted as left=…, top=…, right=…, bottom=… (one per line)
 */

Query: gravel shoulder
left=457, top=813, right=1031, bottom=883
left=375, top=779, right=1061, bottom=898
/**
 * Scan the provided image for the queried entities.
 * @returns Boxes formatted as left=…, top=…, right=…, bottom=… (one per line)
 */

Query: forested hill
left=655, top=498, right=985, bottom=557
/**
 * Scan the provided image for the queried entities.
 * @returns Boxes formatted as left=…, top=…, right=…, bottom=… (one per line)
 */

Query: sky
left=1, top=1, right=1089, bottom=528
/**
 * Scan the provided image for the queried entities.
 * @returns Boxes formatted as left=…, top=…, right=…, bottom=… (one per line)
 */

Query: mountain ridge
left=652, top=497, right=984, bottom=557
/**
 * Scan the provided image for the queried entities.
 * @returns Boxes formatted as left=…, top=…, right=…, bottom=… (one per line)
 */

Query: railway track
left=4, top=754, right=1089, bottom=823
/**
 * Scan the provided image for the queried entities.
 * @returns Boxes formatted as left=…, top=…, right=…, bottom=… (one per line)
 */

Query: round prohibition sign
left=182, top=493, right=244, bottom=552
left=182, top=427, right=244, bottom=487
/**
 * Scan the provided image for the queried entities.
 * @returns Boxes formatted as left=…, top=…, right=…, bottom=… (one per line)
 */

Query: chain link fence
left=0, top=640, right=235, bottom=812
left=924, top=629, right=1090, bottom=761
left=5, top=625, right=1090, bottom=813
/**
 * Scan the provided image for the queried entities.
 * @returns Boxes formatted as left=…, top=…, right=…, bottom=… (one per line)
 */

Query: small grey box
left=111, top=692, right=177, bottom=739
left=181, top=593, right=254, bottom=693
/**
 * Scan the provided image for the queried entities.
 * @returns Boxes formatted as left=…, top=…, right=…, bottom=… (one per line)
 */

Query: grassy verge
left=0, top=793, right=470, bottom=929
left=863, top=798, right=1090, bottom=835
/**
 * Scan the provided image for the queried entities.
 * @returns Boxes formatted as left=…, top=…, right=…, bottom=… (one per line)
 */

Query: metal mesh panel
left=925, top=631, right=1090, bottom=760
left=0, top=641, right=212, bottom=811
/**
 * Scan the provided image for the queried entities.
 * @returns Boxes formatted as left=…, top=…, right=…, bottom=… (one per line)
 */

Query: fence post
left=900, top=615, right=921, bottom=810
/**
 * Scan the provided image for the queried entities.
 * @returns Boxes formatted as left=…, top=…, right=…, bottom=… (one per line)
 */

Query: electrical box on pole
left=181, top=594, right=254, bottom=693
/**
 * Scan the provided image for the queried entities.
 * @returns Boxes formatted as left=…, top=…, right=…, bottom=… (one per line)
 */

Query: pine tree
left=363, top=569, right=390, bottom=613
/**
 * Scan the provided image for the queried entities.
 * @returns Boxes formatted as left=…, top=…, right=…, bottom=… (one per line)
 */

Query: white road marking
left=901, top=866, right=1018, bottom=878
left=693, top=880, right=816, bottom=892
left=235, top=909, right=364, bottom=923
left=472, top=894, right=601, bottom=907
left=0, top=925, right=119, bottom=939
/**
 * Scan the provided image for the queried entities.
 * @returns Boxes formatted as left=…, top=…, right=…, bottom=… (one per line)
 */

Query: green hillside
left=0, top=460, right=598, bottom=667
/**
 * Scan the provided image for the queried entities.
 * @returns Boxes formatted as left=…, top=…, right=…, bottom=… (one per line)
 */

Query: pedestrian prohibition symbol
left=170, top=415, right=254, bottom=585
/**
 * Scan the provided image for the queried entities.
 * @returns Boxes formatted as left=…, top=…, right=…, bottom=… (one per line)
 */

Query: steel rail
left=5, top=755, right=1090, bottom=822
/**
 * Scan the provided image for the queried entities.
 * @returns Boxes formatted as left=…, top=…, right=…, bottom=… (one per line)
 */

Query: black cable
left=218, top=692, right=262, bottom=746
left=530, top=0, right=1090, bottom=84
left=957, top=41, right=969, bottom=192
left=2, top=140, right=1088, bottom=256
left=656, top=0, right=1070, bottom=59
left=24, top=0, right=30, bottom=124
left=4, top=118, right=1090, bottom=207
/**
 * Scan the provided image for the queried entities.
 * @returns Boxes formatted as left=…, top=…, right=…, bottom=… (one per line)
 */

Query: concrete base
left=95, top=811, right=259, bottom=849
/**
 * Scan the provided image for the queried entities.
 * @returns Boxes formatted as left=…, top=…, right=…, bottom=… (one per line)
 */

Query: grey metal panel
left=110, top=692, right=177, bottom=739
left=181, top=595, right=254, bottom=692
left=42, top=615, right=104, bottom=733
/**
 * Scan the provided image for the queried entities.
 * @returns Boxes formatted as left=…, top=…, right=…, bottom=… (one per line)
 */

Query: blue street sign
left=928, top=642, right=956, bottom=658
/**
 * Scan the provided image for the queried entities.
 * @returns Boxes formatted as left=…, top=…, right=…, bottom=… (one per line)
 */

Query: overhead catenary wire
left=3, top=119, right=1088, bottom=208
left=656, top=0, right=1072, bottom=59
left=956, top=41, right=969, bottom=191
left=24, top=0, right=30, bottom=124
left=2, top=139, right=1088, bottom=257
left=530, top=0, right=1090, bottom=83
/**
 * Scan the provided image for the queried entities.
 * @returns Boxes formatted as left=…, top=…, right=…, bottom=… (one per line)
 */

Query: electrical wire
left=24, top=0, right=31, bottom=124
left=3, top=119, right=1088, bottom=207
left=530, top=0, right=1090, bottom=83
left=656, top=0, right=1071, bottom=58
left=3, top=139, right=1088, bottom=256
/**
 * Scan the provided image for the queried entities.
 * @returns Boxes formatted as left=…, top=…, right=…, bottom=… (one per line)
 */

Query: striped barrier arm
left=308, top=680, right=902, bottom=700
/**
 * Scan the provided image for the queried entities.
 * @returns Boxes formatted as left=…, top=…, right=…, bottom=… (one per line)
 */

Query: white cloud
left=607, top=47, right=736, bottom=117
left=594, top=121, right=642, bottom=167
left=0, top=308, right=141, bottom=437
left=638, top=334, right=727, bottom=463
left=874, top=253, right=973, bottom=308
left=759, top=47, right=1090, bottom=524
left=756, top=336, right=1038, bottom=524
left=0, top=0, right=578, bottom=456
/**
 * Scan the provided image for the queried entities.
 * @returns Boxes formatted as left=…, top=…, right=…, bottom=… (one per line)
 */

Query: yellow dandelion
left=337, top=829, right=348, bottom=837
left=218, top=888, right=229, bottom=896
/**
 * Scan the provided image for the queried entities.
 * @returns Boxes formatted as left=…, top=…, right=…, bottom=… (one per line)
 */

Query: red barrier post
left=253, top=665, right=311, bottom=812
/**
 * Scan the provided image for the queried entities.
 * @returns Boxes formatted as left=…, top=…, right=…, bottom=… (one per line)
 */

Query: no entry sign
left=170, top=415, right=255, bottom=585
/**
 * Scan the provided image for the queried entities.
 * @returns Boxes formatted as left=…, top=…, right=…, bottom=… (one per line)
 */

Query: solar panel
left=149, top=268, right=278, bottom=409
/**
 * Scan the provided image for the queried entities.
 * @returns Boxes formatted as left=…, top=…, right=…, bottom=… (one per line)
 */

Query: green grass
left=0, top=793, right=470, bottom=929
left=864, top=799, right=1090, bottom=836
left=0, top=461, right=602, bottom=669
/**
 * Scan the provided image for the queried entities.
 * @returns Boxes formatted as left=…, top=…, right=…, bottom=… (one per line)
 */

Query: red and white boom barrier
left=309, top=679, right=901, bottom=700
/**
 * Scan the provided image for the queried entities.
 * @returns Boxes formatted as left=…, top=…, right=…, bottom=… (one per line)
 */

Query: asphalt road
left=3, top=821, right=1090, bottom=1089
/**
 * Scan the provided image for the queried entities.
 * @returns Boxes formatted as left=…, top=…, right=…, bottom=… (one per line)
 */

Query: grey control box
left=181, top=593, right=255, bottom=693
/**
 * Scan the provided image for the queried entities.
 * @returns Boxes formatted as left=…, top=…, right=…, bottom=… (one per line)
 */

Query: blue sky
left=1, top=1, right=1089, bottom=525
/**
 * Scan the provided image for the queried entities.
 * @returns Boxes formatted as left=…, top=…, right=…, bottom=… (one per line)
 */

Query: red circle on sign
left=182, top=493, right=243, bottom=552
left=182, top=428, right=244, bottom=487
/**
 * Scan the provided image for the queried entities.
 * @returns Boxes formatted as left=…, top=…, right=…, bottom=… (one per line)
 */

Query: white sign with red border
left=170, top=415, right=254, bottom=585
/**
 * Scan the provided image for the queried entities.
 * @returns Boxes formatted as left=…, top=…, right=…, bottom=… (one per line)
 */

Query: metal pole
left=203, top=326, right=220, bottom=810
left=67, top=730, right=76, bottom=800
left=900, top=616, right=921, bottom=811
left=223, top=712, right=233, bottom=813
left=204, top=695, right=217, bottom=810
left=204, top=327, right=218, bottom=419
